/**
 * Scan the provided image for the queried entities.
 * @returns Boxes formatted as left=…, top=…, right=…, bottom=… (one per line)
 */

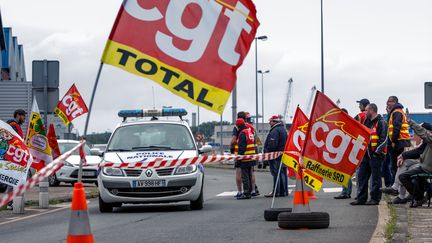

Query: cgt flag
left=47, top=124, right=61, bottom=160
left=54, top=84, right=88, bottom=126
left=101, top=0, right=260, bottom=114
left=301, top=91, right=371, bottom=187
left=0, top=120, right=33, bottom=187
left=26, top=98, right=53, bottom=171
left=282, top=106, right=324, bottom=192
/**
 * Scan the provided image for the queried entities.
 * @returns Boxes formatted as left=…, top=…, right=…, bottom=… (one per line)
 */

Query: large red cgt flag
left=101, top=0, right=260, bottom=114
left=282, top=106, right=324, bottom=192
left=54, top=84, right=88, bottom=126
left=302, top=91, right=372, bottom=187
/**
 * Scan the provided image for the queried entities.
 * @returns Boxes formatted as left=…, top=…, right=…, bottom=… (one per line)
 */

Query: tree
left=193, top=121, right=231, bottom=140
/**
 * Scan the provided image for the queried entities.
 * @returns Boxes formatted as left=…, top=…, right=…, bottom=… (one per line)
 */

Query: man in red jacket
left=6, top=109, right=27, bottom=138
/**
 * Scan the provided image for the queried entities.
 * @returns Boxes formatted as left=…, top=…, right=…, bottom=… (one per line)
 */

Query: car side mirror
left=199, top=145, right=212, bottom=154
left=90, top=148, right=104, bottom=156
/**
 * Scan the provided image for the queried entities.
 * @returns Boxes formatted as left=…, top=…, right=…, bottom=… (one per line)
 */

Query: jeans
left=388, top=146, right=404, bottom=183
left=399, top=166, right=429, bottom=201
left=357, top=155, right=383, bottom=202
left=382, top=153, right=394, bottom=187
left=341, top=179, right=352, bottom=197
left=269, top=159, right=288, bottom=196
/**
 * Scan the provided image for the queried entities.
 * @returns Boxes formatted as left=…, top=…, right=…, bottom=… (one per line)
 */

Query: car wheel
left=99, top=194, right=114, bottom=213
left=264, top=208, right=292, bottom=221
left=278, top=212, right=330, bottom=229
left=48, top=174, right=60, bottom=187
left=190, top=179, right=204, bottom=210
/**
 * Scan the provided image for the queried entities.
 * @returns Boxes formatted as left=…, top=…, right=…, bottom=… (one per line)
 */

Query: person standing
left=354, top=98, right=369, bottom=123
left=351, top=103, right=387, bottom=205
left=3, top=109, right=27, bottom=209
left=264, top=115, right=288, bottom=197
left=386, top=96, right=411, bottom=182
left=235, top=118, right=256, bottom=200
left=231, top=111, right=247, bottom=198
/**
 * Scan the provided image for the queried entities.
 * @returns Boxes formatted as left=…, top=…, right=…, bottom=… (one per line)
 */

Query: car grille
left=124, top=169, right=142, bottom=177
left=69, top=169, right=97, bottom=179
left=109, top=186, right=191, bottom=198
left=156, top=168, right=174, bottom=176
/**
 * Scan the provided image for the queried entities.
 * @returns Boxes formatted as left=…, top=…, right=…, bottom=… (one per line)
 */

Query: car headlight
left=102, top=167, right=124, bottom=176
left=63, top=161, right=74, bottom=167
left=174, top=164, right=197, bottom=175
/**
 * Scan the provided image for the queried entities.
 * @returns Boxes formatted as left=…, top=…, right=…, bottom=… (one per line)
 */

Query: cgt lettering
left=311, top=121, right=366, bottom=165
left=117, top=48, right=214, bottom=108
left=123, top=0, right=252, bottom=65
left=62, top=95, right=84, bottom=118
left=6, top=145, right=30, bottom=166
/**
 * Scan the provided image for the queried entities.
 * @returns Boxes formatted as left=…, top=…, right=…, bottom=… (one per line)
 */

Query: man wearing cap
left=264, top=115, right=288, bottom=197
left=399, top=119, right=432, bottom=207
left=235, top=118, right=256, bottom=200
left=355, top=98, right=369, bottom=124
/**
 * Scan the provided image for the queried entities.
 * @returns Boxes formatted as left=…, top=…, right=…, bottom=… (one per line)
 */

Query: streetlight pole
left=258, top=70, right=270, bottom=127
left=255, top=35, right=268, bottom=132
left=321, top=0, right=325, bottom=94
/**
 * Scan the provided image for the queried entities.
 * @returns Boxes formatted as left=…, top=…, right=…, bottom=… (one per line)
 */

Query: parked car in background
left=48, top=140, right=102, bottom=186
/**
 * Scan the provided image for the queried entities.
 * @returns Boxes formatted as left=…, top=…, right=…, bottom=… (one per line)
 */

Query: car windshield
left=107, top=123, right=196, bottom=151
left=59, top=142, right=92, bottom=155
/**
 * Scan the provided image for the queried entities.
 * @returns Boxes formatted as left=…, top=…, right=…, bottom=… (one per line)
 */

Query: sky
left=1, top=0, right=431, bottom=134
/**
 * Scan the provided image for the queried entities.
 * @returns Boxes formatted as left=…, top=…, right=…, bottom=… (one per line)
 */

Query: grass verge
left=385, top=202, right=398, bottom=242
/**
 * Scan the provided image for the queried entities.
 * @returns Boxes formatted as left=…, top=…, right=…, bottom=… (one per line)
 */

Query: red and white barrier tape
left=99, top=151, right=283, bottom=169
left=0, top=149, right=281, bottom=207
left=0, top=142, right=85, bottom=208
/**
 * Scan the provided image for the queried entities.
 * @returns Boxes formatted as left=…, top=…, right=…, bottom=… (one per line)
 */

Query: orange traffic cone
left=66, top=182, right=94, bottom=243
left=292, top=170, right=310, bottom=213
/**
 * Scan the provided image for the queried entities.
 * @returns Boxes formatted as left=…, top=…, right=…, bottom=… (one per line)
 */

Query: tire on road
left=278, top=212, right=330, bottom=229
left=48, top=175, right=60, bottom=187
left=99, top=194, right=115, bottom=213
left=264, top=208, right=292, bottom=221
left=190, top=178, right=204, bottom=210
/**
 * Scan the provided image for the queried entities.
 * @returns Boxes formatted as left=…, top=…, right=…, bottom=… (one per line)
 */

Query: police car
left=98, top=108, right=211, bottom=212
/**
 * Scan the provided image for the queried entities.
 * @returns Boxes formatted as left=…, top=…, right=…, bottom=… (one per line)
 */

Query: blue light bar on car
left=118, top=108, right=187, bottom=118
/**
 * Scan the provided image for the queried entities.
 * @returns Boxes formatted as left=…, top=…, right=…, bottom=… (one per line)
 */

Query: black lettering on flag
left=160, top=66, right=180, bottom=85
left=135, top=58, right=157, bottom=75
left=174, top=80, right=194, bottom=99
left=117, top=48, right=137, bottom=66
left=197, top=88, right=213, bottom=107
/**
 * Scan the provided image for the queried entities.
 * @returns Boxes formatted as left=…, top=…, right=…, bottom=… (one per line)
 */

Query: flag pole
left=80, top=62, right=104, bottom=182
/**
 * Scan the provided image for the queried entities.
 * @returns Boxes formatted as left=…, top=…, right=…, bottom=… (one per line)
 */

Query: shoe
left=389, top=197, right=408, bottom=204
left=365, top=200, right=379, bottom=205
left=237, top=194, right=251, bottom=200
left=251, top=192, right=257, bottom=197
left=380, top=187, right=399, bottom=196
left=350, top=200, right=366, bottom=206
left=234, top=192, right=243, bottom=198
left=410, top=200, right=423, bottom=208
left=334, top=194, right=351, bottom=199
left=264, top=192, right=274, bottom=198
left=406, top=195, right=413, bottom=201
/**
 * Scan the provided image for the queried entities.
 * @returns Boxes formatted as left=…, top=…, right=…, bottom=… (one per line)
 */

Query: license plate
left=133, top=180, right=166, bottom=188
left=82, top=171, right=96, bottom=177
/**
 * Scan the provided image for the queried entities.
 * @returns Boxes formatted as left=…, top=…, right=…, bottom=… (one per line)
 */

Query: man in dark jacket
left=399, top=120, right=432, bottom=207
left=6, top=109, right=26, bottom=138
left=351, top=103, right=387, bottom=205
left=236, top=118, right=255, bottom=200
left=264, top=115, right=288, bottom=197
left=386, top=96, right=411, bottom=181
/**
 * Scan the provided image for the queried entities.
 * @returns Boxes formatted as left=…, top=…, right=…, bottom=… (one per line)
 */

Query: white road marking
left=0, top=204, right=70, bottom=226
left=216, top=191, right=238, bottom=197
left=323, top=187, right=343, bottom=193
